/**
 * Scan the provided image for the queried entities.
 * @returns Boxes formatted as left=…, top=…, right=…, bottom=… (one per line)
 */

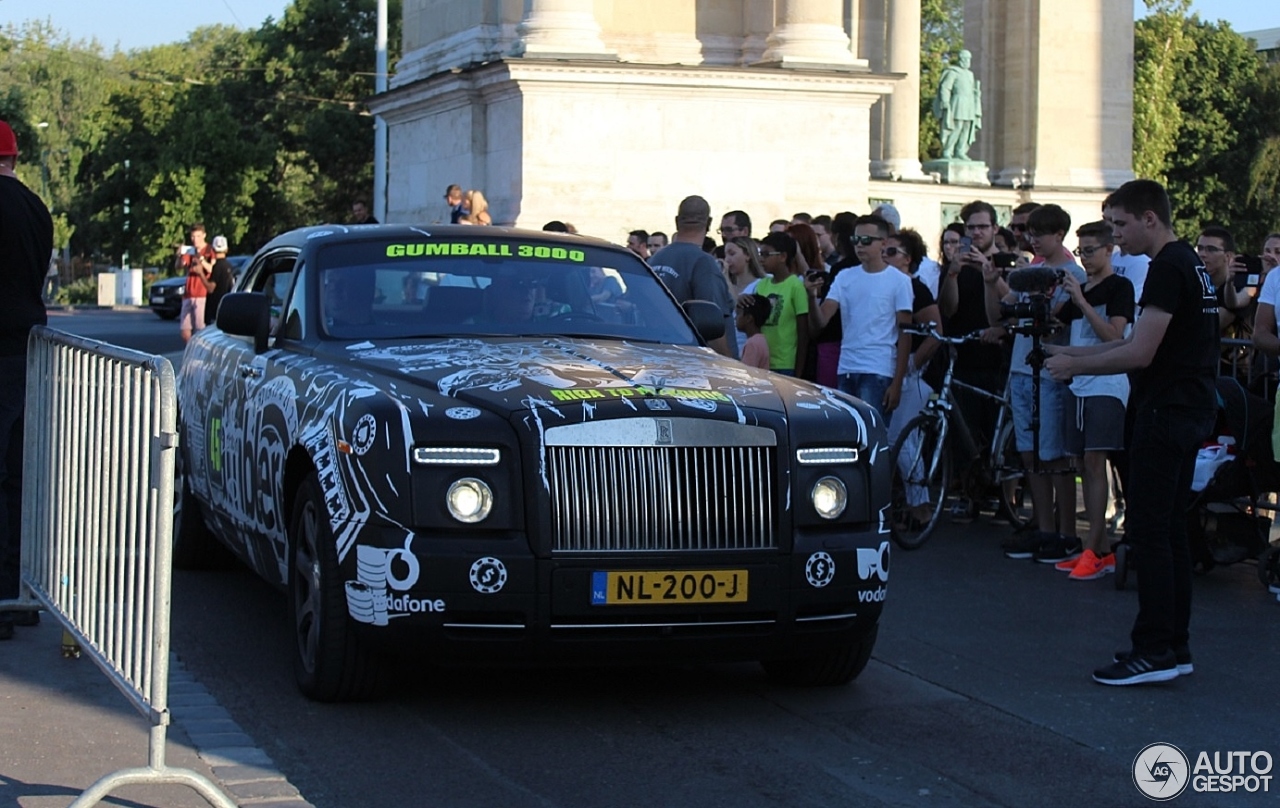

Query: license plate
left=591, top=569, right=747, bottom=605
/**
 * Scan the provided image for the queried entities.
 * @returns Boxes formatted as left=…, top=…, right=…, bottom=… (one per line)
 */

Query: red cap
left=0, top=121, right=17, bottom=157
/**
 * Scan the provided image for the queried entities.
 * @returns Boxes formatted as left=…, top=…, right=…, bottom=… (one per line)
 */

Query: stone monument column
left=760, top=0, right=865, bottom=67
left=512, top=0, right=614, bottom=58
left=873, top=0, right=926, bottom=179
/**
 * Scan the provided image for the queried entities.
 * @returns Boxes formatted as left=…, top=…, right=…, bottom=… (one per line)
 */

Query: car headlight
left=811, top=476, right=847, bottom=520
left=446, top=478, right=494, bottom=523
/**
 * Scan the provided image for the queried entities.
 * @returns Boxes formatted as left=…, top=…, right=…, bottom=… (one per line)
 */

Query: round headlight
left=446, top=478, right=493, bottom=523
left=811, top=476, right=848, bottom=520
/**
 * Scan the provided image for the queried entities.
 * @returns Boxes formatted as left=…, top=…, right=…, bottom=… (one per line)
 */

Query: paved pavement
left=0, top=612, right=313, bottom=808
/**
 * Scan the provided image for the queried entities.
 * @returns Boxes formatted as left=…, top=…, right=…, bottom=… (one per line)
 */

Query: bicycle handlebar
left=901, top=322, right=989, bottom=345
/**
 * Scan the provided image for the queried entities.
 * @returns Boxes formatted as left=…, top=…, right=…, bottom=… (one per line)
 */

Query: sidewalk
left=0, top=612, right=311, bottom=808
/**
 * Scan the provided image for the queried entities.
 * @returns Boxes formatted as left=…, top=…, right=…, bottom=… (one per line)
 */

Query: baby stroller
left=1115, top=376, right=1280, bottom=591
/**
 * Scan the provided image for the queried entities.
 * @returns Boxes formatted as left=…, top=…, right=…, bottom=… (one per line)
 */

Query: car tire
left=761, top=623, right=878, bottom=687
left=172, top=441, right=231, bottom=570
left=289, top=471, right=384, bottom=702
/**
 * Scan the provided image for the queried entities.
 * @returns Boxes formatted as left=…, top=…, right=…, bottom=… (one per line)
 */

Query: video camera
left=999, top=266, right=1065, bottom=331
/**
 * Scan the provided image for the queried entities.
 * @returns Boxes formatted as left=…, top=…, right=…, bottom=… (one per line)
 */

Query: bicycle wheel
left=993, top=420, right=1032, bottom=528
left=890, top=414, right=950, bottom=550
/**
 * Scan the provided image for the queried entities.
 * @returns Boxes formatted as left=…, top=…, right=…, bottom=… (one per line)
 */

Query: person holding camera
left=1195, top=226, right=1252, bottom=332
left=1053, top=221, right=1134, bottom=580
left=176, top=222, right=217, bottom=343
left=1046, top=180, right=1218, bottom=686
left=984, top=204, right=1086, bottom=563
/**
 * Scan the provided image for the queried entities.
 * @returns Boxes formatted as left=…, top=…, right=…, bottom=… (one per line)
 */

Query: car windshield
left=314, top=237, right=699, bottom=343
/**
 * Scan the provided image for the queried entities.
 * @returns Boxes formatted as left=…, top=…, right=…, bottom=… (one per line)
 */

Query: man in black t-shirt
left=0, top=120, right=52, bottom=639
left=1046, top=180, right=1218, bottom=686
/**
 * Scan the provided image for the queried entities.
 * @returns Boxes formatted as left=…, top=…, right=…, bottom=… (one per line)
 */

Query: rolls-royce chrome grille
left=543, top=418, right=777, bottom=553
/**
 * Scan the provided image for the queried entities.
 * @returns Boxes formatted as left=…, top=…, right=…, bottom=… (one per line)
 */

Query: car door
left=205, top=249, right=301, bottom=581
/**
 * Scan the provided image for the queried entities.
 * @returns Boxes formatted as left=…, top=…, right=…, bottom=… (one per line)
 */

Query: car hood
left=314, top=337, right=864, bottom=426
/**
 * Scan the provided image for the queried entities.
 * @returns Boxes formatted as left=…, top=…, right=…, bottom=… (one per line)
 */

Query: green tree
left=246, top=0, right=402, bottom=246
left=0, top=21, right=124, bottom=252
left=919, top=0, right=963, bottom=160
left=1134, top=4, right=1276, bottom=244
left=1247, top=60, right=1280, bottom=230
left=75, top=28, right=275, bottom=268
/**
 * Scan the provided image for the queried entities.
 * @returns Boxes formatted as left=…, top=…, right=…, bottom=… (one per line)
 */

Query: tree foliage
left=2, top=0, right=399, bottom=271
left=919, top=0, right=963, bottom=160
left=1133, top=0, right=1279, bottom=245
left=1132, top=0, right=1194, bottom=183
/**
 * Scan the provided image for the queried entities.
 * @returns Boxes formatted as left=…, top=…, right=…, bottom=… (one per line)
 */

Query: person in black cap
left=0, top=119, right=54, bottom=639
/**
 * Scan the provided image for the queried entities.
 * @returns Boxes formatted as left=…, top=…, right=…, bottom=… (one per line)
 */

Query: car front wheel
left=761, top=623, right=878, bottom=686
left=289, top=471, right=383, bottom=702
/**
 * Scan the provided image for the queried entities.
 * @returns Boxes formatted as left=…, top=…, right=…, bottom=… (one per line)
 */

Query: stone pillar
left=760, top=0, right=865, bottom=68
left=873, top=0, right=926, bottom=179
left=512, top=0, right=614, bottom=58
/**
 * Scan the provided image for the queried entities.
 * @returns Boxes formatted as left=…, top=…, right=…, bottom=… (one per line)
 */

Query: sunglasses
left=883, top=247, right=904, bottom=257
left=1009, top=223, right=1027, bottom=232
left=758, top=249, right=782, bottom=258
left=852, top=235, right=883, bottom=246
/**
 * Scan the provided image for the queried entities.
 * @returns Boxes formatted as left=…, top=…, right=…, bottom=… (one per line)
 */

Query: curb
left=169, top=656, right=315, bottom=808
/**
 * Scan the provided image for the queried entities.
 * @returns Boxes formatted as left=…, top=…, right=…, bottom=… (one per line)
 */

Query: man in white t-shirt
left=805, top=214, right=913, bottom=418
left=1110, top=246, right=1149, bottom=303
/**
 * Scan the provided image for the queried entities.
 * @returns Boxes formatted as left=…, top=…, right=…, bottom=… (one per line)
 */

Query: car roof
left=257, top=224, right=629, bottom=257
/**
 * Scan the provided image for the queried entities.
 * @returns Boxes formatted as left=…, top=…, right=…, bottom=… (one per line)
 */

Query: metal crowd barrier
left=1221, top=337, right=1277, bottom=398
left=4, top=327, right=236, bottom=808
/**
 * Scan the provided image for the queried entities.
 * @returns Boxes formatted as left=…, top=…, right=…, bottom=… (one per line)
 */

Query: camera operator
left=984, top=204, right=1086, bottom=563
left=1045, top=180, right=1218, bottom=686
left=1055, top=221, right=1134, bottom=580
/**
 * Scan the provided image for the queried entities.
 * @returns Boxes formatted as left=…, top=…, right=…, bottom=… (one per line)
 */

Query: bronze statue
left=934, top=50, right=982, bottom=160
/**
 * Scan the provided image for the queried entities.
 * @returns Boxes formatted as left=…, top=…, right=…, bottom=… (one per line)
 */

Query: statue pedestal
left=923, top=159, right=990, bottom=186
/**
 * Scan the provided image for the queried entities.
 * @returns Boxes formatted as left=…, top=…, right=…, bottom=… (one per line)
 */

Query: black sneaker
left=1114, top=647, right=1193, bottom=675
left=9, top=610, right=39, bottom=627
left=1093, top=650, right=1180, bottom=685
left=1002, top=530, right=1048, bottom=559
left=1033, top=534, right=1083, bottom=564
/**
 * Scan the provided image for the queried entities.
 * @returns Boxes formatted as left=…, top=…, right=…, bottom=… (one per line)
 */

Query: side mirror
left=683, top=299, right=726, bottom=342
left=216, top=292, right=271, bottom=353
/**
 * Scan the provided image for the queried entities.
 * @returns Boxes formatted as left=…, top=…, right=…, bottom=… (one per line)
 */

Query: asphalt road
left=46, top=308, right=1280, bottom=808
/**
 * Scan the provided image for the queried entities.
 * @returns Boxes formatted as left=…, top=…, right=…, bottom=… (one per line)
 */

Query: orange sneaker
left=1054, top=555, right=1080, bottom=572
left=1069, top=550, right=1115, bottom=580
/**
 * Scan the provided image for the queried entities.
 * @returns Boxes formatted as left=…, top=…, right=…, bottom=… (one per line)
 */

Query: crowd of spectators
left=623, top=196, right=1280, bottom=582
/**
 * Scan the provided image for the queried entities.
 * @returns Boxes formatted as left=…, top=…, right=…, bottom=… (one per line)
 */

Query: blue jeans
left=839, top=373, right=891, bottom=420
left=0, top=355, right=26, bottom=604
left=1126, top=405, right=1215, bottom=657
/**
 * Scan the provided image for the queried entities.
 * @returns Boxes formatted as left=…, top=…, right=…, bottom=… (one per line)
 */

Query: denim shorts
left=1010, top=373, right=1068, bottom=461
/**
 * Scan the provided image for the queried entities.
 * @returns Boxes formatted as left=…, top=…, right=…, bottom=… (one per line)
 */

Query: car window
left=313, top=239, right=698, bottom=344
left=239, top=250, right=301, bottom=338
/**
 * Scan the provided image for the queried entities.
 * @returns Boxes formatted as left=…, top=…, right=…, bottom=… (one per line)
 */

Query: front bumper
left=345, top=526, right=889, bottom=665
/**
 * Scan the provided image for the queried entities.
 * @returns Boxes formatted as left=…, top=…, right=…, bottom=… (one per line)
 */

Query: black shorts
left=1065, top=393, right=1126, bottom=455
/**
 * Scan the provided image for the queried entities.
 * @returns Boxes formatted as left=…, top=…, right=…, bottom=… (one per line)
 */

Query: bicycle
left=888, top=326, right=1030, bottom=550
